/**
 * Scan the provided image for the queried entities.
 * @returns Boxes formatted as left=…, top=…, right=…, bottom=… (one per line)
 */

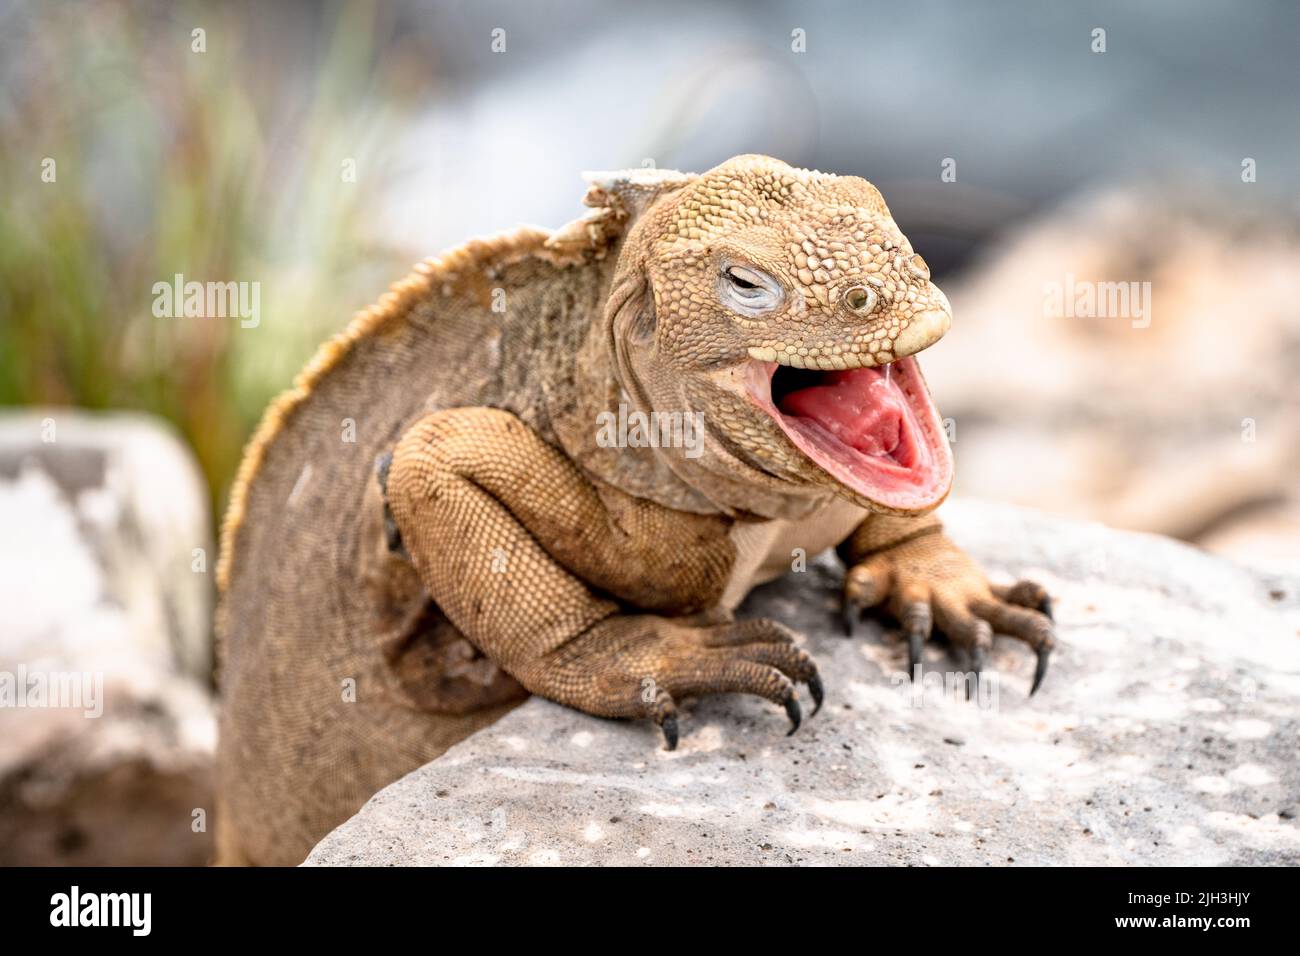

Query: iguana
left=214, top=155, right=1054, bottom=866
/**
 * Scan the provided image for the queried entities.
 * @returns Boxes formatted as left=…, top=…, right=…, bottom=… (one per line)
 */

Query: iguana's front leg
left=838, top=513, right=1055, bottom=694
left=385, top=407, right=822, bottom=749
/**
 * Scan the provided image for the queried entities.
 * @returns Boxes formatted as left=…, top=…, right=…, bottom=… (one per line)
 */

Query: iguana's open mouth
left=744, top=356, right=952, bottom=510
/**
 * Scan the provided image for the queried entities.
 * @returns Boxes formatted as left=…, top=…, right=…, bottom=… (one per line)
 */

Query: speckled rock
left=305, top=500, right=1300, bottom=866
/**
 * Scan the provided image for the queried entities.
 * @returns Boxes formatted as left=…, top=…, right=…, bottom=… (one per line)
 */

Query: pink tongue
left=777, top=367, right=904, bottom=457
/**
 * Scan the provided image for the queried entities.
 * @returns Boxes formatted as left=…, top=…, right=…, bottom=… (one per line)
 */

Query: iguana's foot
left=842, top=530, right=1054, bottom=696
left=524, top=615, right=823, bottom=750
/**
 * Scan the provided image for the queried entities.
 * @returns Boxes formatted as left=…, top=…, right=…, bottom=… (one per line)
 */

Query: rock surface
left=306, top=501, right=1300, bottom=866
left=0, top=411, right=216, bottom=865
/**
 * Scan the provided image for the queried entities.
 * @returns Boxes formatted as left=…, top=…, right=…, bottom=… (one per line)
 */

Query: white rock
left=0, top=411, right=216, bottom=865
left=306, top=500, right=1300, bottom=866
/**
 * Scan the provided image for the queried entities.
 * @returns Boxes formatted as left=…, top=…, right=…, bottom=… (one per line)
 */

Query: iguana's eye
left=843, top=285, right=879, bottom=314
left=725, top=266, right=761, bottom=290
left=720, top=263, right=782, bottom=316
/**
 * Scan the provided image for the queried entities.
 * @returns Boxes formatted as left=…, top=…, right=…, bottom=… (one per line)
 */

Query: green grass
left=0, top=0, right=426, bottom=525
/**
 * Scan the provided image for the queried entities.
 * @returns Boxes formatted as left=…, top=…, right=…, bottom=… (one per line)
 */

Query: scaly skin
left=385, top=154, right=1052, bottom=745
left=216, top=155, right=1054, bottom=865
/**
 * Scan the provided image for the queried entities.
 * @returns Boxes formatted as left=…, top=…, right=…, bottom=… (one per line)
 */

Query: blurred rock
left=0, top=411, right=216, bottom=866
left=306, top=500, right=1300, bottom=867
left=926, top=187, right=1300, bottom=559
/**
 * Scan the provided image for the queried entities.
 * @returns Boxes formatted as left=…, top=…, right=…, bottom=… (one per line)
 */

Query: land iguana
left=215, top=155, right=1055, bottom=865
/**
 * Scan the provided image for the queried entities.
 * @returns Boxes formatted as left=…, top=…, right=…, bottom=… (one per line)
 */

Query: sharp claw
left=784, top=695, right=802, bottom=736
left=1030, top=646, right=1051, bottom=696
left=908, top=631, right=924, bottom=681
left=841, top=598, right=863, bottom=637
left=968, top=646, right=986, bottom=701
left=661, top=714, right=678, bottom=751
left=807, top=673, right=824, bottom=716
left=1038, top=595, right=1054, bottom=621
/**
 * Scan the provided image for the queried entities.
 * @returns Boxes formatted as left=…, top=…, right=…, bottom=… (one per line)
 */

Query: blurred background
left=1, top=0, right=1297, bottom=864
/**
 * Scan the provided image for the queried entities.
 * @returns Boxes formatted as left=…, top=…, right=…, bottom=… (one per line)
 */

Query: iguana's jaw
left=743, top=355, right=952, bottom=512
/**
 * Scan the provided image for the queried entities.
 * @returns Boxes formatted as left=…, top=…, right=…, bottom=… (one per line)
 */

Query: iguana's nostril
left=908, top=254, right=930, bottom=280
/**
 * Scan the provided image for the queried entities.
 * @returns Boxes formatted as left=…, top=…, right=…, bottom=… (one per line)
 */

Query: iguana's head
left=606, top=154, right=953, bottom=515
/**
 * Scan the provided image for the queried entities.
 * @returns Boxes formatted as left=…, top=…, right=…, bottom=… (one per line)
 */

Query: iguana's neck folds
left=746, top=357, right=952, bottom=511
